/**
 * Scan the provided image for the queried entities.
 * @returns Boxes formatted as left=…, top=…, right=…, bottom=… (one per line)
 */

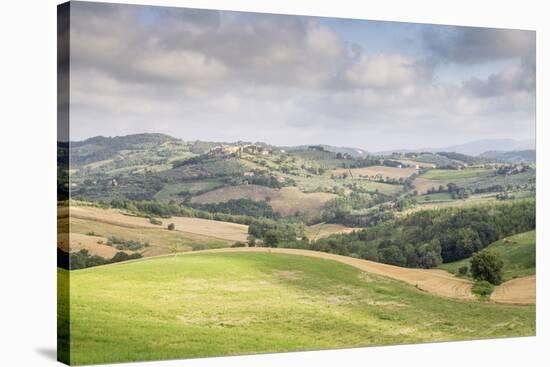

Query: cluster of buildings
left=208, top=144, right=271, bottom=157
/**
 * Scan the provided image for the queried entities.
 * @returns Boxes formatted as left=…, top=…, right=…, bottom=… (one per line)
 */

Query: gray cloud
left=423, top=27, right=535, bottom=64
left=68, top=2, right=536, bottom=151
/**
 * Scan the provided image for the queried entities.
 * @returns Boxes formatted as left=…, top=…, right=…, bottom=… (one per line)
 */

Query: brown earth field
left=69, top=205, right=248, bottom=242
left=190, top=185, right=336, bottom=216
left=63, top=233, right=134, bottom=258
left=491, top=275, right=536, bottom=304
left=413, top=177, right=446, bottom=194
left=334, top=166, right=417, bottom=180
left=305, top=223, right=357, bottom=241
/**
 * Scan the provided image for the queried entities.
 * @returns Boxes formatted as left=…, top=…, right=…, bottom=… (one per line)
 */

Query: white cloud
left=132, top=50, right=227, bottom=83
left=67, top=2, right=536, bottom=150
left=345, top=54, right=431, bottom=89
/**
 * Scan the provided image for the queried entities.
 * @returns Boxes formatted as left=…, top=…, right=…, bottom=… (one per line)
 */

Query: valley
left=58, top=133, right=537, bottom=364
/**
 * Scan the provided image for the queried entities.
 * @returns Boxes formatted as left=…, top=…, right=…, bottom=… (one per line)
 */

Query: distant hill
left=70, top=133, right=180, bottom=165
left=284, top=144, right=369, bottom=158
left=434, top=139, right=535, bottom=156
left=72, top=133, right=178, bottom=149
left=378, top=139, right=535, bottom=156
left=321, top=145, right=369, bottom=158
left=480, top=150, right=536, bottom=163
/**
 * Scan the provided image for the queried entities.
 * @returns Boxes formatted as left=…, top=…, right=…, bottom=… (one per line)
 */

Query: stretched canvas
left=57, top=1, right=536, bottom=365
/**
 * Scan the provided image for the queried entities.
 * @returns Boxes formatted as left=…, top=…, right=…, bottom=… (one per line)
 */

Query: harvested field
left=67, top=233, right=127, bottom=258
left=190, top=185, right=336, bottom=216
left=334, top=166, right=417, bottom=180
left=70, top=218, right=202, bottom=256
left=491, top=276, right=536, bottom=304
left=69, top=205, right=248, bottom=242
left=305, top=223, right=357, bottom=241
left=413, top=177, right=445, bottom=194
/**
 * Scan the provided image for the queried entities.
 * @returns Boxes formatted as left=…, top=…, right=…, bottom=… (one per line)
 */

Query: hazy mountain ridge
left=377, top=138, right=535, bottom=156
left=480, top=150, right=536, bottom=163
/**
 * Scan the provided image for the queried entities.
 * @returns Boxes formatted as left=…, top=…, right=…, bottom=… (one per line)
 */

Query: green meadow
left=439, top=231, right=536, bottom=281
left=421, top=168, right=494, bottom=180
left=61, top=252, right=535, bottom=365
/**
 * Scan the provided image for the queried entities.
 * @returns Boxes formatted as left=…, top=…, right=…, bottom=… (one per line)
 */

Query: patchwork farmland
left=59, top=133, right=536, bottom=364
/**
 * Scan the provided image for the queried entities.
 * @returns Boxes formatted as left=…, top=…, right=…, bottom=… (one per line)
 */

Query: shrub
left=106, top=236, right=149, bottom=251
left=231, top=241, right=246, bottom=248
left=191, top=243, right=207, bottom=251
left=471, top=280, right=495, bottom=300
left=149, top=217, right=163, bottom=225
left=458, top=266, right=469, bottom=276
left=167, top=223, right=175, bottom=230
left=264, top=230, right=280, bottom=248
left=110, top=251, right=142, bottom=263
left=470, top=250, right=504, bottom=285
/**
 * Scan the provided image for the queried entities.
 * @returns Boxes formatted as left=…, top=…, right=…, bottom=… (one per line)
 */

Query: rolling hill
left=480, top=150, right=536, bottom=163
left=438, top=230, right=536, bottom=281
left=61, top=251, right=535, bottom=365
left=59, top=204, right=247, bottom=259
left=190, top=185, right=336, bottom=217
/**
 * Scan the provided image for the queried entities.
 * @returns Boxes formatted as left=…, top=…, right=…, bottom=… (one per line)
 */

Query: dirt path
left=179, top=247, right=476, bottom=301
left=491, top=275, right=536, bottom=304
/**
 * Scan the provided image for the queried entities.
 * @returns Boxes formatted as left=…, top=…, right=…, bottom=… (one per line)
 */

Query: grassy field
left=401, top=194, right=498, bottom=215
left=439, top=231, right=536, bottom=281
left=61, top=252, right=535, bottom=365
left=420, top=168, right=494, bottom=180
left=293, top=175, right=402, bottom=195
left=334, top=166, right=417, bottom=180
left=419, top=192, right=454, bottom=201
left=305, top=223, right=357, bottom=241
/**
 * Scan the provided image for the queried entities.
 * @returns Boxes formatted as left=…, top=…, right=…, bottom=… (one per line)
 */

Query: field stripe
left=491, top=275, right=536, bottom=304
left=70, top=206, right=248, bottom=242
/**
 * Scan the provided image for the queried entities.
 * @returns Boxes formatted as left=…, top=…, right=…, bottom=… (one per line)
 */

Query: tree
left=167, top=223, right=175, bottom=230
left=264, top=230, right=280, bottom=247
left=470, top=250, right=504, bottom=285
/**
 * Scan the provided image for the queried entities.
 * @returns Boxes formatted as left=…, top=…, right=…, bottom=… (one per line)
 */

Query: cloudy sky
left=68, top=1, right=535, bottom=151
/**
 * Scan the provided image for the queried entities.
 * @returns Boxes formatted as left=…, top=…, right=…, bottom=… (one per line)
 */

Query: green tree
left=470, top=250, right=504, bottom=285
left=264, top=230, right=280, bottom=247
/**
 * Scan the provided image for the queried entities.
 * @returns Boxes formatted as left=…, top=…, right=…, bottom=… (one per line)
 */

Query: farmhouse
left=208, top=145, right=242, bottom=156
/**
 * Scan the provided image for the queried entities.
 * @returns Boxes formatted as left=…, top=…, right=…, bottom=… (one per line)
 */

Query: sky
left=67, top=1, right=536, bottom=151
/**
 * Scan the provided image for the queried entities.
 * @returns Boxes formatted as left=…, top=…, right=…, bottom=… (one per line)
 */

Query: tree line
left=58, top=248, right=143, bottom=270
left=300, top=199, right=535, bottom=268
